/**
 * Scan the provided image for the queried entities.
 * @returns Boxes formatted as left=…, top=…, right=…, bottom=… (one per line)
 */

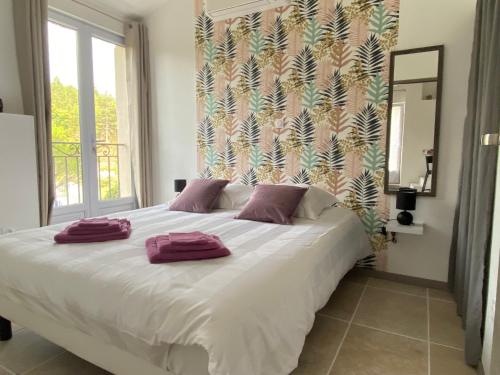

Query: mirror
left=385, top=45, right=444, bottom=196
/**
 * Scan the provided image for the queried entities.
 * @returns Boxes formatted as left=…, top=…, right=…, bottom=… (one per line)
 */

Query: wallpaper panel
left=195, top=0, right=400, bottom=269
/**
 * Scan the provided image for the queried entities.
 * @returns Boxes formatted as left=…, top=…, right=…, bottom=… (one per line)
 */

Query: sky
left=48, top=21, right=119, bottom=98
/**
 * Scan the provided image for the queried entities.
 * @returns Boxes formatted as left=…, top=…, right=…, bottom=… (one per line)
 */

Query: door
left=482, top=133, right=500, bottom=375
left=48, top=12, right=135, bottom=223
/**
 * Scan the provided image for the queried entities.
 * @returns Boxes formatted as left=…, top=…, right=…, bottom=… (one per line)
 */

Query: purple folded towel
left=146, top=236, right=230, bottom=263
left=67, top=219, right=121, bottom=235
left=77, top=218, right=112, bottom=227
left=156, top=235, right=220, bottom=253
left=169, top=231, right=212, bottom=246
left=54, top=219, right=131, bottom=244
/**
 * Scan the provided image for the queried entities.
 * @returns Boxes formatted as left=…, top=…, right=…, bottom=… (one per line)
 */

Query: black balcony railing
left=52, top=141, right=126, bottom=207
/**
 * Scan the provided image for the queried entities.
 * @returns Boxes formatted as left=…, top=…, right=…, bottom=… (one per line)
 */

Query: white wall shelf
left=386, top=220, right=424, bottom=235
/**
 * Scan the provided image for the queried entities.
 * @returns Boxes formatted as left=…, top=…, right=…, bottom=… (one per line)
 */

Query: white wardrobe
left=0, top=113, right=40, bottom=232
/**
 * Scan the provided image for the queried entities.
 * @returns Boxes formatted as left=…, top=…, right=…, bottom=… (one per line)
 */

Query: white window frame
left=49, top=11, right=136, bottom=224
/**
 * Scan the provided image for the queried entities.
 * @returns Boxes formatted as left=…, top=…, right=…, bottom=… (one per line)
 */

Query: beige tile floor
left=0, top=273, right=477, bottom=375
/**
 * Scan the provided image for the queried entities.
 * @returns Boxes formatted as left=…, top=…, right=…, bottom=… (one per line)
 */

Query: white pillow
left=216, top=184, right=254, bottom=209
left=284, top=184, right=338, bottom=219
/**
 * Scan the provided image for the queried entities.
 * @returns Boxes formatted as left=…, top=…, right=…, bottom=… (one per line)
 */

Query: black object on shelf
left=0, top=98, right=3, bottom=113
left=174, top=179, right=187, bottom=193
left=0, top=316, right=12, bottom=341
left=396, top=188, right=417, bottom=225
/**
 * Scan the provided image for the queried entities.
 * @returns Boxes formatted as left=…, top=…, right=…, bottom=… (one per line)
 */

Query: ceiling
left=79, top=0, right=170, bottom=19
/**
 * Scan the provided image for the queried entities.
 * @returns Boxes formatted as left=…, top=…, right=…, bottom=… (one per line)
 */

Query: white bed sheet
left=0, top=205, right=370, bottom=375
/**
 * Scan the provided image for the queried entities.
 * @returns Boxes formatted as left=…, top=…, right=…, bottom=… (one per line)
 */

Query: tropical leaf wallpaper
left=194, top=0, right=400, bottom=269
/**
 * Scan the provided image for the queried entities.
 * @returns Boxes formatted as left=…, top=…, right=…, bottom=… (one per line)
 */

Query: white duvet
left=0, top=205, right=370, bottom=375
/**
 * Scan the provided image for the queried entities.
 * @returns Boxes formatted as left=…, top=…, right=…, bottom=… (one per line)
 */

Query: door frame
left=49, top=11, right=136, bottom=224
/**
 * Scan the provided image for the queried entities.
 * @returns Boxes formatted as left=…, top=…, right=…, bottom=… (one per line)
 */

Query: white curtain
left=13, top=0, right=54, bottom=226
left=125, top=22, right=153, bottom=208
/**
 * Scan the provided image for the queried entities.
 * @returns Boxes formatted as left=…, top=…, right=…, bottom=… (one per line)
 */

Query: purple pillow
left=235, top=184, right=308, bottom=225
left=169, top=179, right=229, bottom=213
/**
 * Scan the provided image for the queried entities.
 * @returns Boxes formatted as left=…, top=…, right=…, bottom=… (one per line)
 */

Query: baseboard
left=353, top=268, right=449, bottom=290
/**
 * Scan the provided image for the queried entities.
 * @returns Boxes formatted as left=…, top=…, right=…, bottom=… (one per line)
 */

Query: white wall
left=386, top=0, right=477, bottom=281
left=0, top=0, right=23, bottom=114
left=146, top=0, right=198, bottom=204
left=145, top=0, right=477, bottom=281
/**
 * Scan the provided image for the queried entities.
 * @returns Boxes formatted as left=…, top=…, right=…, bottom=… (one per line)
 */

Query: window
left=48, top=12, right=135, bottom=222
left=388, top=103, right=405, bottom=186
left=49, top=22, right=82, bottom=206
left=91, top=37, right=132, bottom=201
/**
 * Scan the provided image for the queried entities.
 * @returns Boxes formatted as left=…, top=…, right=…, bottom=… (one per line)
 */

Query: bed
left=0, top=204, right=370, bottom=375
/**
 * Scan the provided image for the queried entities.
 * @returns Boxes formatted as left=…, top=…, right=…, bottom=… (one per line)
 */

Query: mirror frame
left=384, top=45, right=444, bottom=197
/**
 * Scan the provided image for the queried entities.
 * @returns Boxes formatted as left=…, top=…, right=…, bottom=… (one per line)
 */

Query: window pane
left=49, top=22, right=83, bottom=207
left=92, top=37, right=132, bottom=201
left=388, top=104, right=405, bottom=185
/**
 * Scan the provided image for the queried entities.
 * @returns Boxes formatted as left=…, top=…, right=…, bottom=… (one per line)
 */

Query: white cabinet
left=0, top=113, right=40, bottom=231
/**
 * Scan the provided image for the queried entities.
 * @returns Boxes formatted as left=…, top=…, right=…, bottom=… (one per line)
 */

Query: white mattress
left=0, top=205, right=370, bottom=375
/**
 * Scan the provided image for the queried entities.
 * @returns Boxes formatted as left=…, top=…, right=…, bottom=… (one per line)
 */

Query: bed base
left=0, top=315, right=12, bottom=341
left=0, top=297, right=172, bottom=374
